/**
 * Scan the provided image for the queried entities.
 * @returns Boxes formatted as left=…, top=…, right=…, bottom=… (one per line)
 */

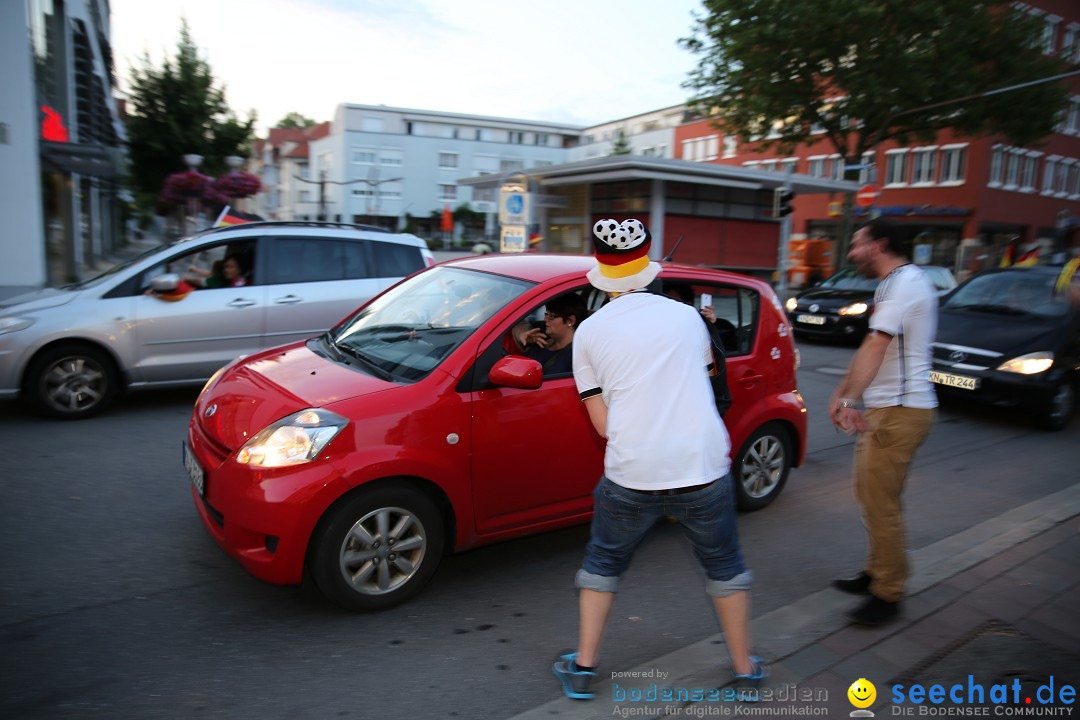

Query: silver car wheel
left=339, top=505, right=428, bottom=596
left=41, top=354, right=108, bottom=413
left=740, top=434, right=785, bottom=499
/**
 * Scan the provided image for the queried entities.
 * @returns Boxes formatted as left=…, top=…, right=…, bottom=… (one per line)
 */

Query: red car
left=185, top=254, right=807, bottom=611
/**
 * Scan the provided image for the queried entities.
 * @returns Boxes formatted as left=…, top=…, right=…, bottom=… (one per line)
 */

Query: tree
left=126, top=20, right=256, bottom=210
left=453, top=203, right=485, bottom=239
left=610, top=130, right=632, bottom=155
left=680, top=0, right=1072, bottom=165
left=276, top=112, right=316, bottom=129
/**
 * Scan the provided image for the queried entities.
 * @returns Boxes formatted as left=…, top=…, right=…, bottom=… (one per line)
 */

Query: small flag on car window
left=213, top=206, right=263, bottom=227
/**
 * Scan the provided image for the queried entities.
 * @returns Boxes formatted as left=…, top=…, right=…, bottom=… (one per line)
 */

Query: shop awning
left=40, top=141, right=122, bottom=179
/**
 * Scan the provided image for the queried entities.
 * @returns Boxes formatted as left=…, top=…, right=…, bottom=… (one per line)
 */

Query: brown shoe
left=832, top=571, right=872, bottom=595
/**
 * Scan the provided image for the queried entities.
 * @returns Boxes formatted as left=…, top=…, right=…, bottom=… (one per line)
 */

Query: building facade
left=250, top=123, right=332, bottom=220
left=460, top=155, right=853, bottom=277
left=674, top=0, right=1080, bottom=282
left=2, top=0, right=127, bottom=298
left=294, top=104, right=582, bottom=240
left=567, top=105, right=687, bottom=162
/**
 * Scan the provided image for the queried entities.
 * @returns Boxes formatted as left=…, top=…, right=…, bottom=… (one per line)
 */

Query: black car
left=785, top=266, right=956, bottom=340
left=930, top=266, right=1079, bottom=431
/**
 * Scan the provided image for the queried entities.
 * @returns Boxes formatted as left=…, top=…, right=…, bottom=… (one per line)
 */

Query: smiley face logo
left=848, top=678, right=877, bottom=709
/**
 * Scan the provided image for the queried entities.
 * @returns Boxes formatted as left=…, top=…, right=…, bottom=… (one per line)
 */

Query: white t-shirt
left=572, top=291, right=731, bottom=490
left=865, top=264, right=938, bottom=409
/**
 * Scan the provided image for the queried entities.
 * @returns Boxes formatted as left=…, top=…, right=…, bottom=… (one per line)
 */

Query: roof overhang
left=458, top=154, right=858, bottom=195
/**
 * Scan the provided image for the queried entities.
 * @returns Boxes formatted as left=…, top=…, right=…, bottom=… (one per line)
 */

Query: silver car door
left=261, top=237, right=395, bottom=348
left=130, top=273, right=267, bottom=384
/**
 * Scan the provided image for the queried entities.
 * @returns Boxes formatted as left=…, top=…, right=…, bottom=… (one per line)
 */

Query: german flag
left=999, top=244, right=1015, bottom=267
left=1014, top=247, right=1040, bottom=267
left=213, top=206, right=263, bottom=227
left=1056, top=257, right=1079, bottom=295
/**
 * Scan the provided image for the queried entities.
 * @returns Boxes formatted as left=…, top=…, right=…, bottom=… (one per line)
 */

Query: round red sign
left=856, top=185, right=879, bottom=207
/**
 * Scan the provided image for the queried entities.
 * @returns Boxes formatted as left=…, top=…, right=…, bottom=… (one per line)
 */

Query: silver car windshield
left=329, top=266, right=533, bottom=381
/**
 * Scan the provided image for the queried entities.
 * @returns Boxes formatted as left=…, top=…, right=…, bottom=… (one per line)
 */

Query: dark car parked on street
left=930, top=266, right=1079, bottom=431
left=785, top=265, right=957, bottom=341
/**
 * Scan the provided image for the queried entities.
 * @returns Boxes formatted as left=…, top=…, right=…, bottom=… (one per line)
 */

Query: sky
left=108, top=0, right=707, bottom=134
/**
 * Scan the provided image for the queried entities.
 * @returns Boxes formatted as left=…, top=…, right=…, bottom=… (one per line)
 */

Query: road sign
left=856, top=185, right=879, bottom=207
left=499, top=182, right=529, bottom=225
left=500, top=224, right=527, bottom=253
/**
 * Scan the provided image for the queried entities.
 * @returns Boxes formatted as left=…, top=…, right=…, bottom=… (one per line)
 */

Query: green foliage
left=126, top=20, right=256, bottom=209
left=610, top=131, right=632, bottom=155
left=276, top=112, right=316, bottom=129
left=681, top=0, right=1072, bottom=163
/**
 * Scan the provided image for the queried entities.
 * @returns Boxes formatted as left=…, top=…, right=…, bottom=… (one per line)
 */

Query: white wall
left=0, top=0, right=46, bottom=297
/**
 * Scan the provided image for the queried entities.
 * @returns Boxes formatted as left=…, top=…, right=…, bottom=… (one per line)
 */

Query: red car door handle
left=737, top=373, right=763, bottom=386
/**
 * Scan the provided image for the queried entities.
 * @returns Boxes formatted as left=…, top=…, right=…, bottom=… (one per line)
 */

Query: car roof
left=439, top=253, right=769, bottom=289
left=183, top=221, right=428, bottom=249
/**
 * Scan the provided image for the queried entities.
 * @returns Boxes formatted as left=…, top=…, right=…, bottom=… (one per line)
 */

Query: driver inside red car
left=509, top=292, right=588, bottom=375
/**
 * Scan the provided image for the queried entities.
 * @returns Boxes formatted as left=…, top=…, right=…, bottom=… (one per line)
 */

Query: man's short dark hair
left=547, top=292, right=588, bottom=326
left=858, top=218, right=905, bottom=257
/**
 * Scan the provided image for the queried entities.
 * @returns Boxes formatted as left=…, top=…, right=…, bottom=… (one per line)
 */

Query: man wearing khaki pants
left=830, top=218, right=937, bottom=626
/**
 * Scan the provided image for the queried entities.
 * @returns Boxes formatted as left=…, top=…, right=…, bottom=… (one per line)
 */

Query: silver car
left=0, top=221, right=434, bottom=418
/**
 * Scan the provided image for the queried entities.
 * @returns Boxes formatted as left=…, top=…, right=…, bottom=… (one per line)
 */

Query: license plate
left=930, top=370, right=980, bottom=391
left=797, top=314, right=826, bottom=326
left=183, top=442, right=206, bottom=496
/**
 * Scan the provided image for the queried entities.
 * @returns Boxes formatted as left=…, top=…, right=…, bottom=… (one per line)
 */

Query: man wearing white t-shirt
left=830, top=218, right=937, bottom=626
left=550, top=219, right=763, bottom=702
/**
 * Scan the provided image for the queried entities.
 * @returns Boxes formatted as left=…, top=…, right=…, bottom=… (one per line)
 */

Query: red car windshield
left=329, top=266, right=533, bottom=381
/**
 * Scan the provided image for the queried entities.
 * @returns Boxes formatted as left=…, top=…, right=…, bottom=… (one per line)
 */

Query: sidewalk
left=511, top=484, right=1080, bottom=718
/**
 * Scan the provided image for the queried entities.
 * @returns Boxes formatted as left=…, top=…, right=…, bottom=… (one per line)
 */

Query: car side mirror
left=488, top=356, right=543, bottom=390
left=150, top=273, right=181, bottom=293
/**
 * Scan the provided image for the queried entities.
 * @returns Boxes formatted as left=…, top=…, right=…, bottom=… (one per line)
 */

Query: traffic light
left=774, top=188, right=795, bottom=218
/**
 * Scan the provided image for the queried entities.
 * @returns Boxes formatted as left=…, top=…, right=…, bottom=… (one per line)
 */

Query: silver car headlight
left=236, top=408, right=349, bottom=468
left=0, top=316, right=35, bottom=335
left=838, top=302, right=869, bottom=316
left=996, top=352, right=1053, bottom=375
left=785, top=297, right=798, bottom=312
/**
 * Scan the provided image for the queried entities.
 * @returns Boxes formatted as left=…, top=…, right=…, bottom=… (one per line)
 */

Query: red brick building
left=675, top=0, right=1080, bottom=282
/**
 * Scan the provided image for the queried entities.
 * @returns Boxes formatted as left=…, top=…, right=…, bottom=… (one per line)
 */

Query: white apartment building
left=303, top=104, right=582, bottom=237
left=568, top=104, right=687, bottom=162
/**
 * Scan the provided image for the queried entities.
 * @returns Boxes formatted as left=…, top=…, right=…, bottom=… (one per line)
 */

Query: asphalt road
left=1, top=339, right=1076, bottom=720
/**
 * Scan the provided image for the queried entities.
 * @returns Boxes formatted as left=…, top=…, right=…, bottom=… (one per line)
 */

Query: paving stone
left=943, top=568, right=992, bottom=593
left=831, top=649, right=903, bottom=687
left=780, top=645, right=842, bottom=680
left=1026, top=602, right=1080, bottom=644
left=1045, top=534, right=1080, bottom=568
left=868, top=632, right=935, bottom=673
left=904, top=603, right=987, bottom=649
left=1004, top=554, right=1079, bottom=594
left=958, top=575, right=1053, bottom=623
left=1015, top=616, right=1080, bottom=659
left=903, top=583, right=964, bottom=621
left=819, top=619, right=900, bottom=657
left=800, top=670, right=849, bottom=713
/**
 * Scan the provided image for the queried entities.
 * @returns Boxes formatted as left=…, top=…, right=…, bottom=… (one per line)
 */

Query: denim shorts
left=576, top=475, right=751, bottom=597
